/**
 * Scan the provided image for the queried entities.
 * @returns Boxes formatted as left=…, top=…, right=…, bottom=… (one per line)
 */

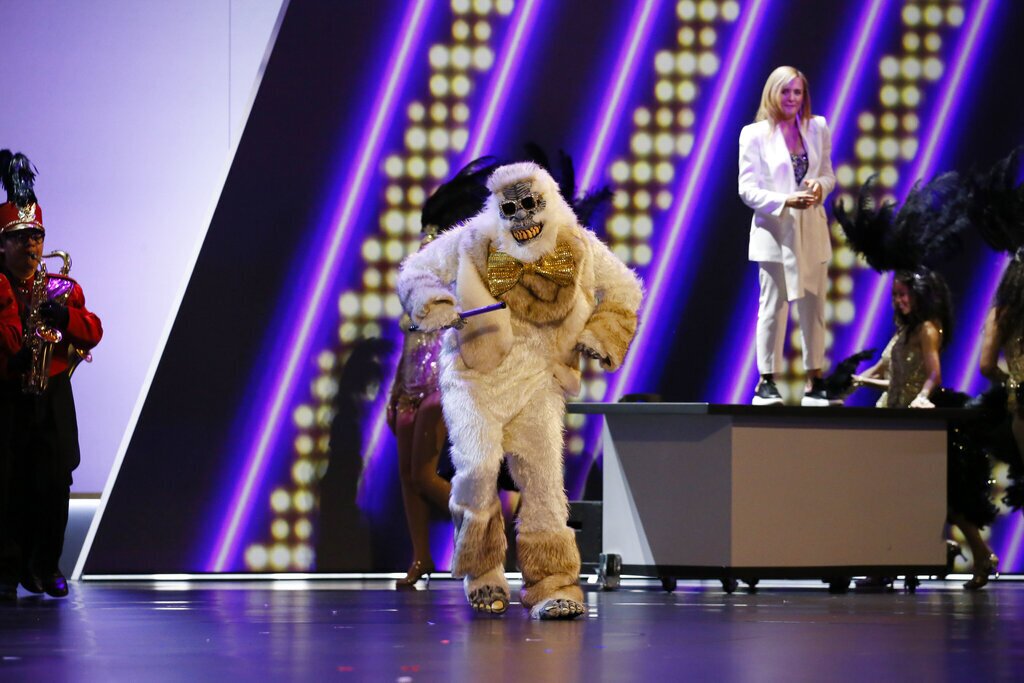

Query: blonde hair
left=755, top=66, right=812, bottom=129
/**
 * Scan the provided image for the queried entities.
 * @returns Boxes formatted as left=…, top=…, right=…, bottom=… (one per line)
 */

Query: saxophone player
left=0, top=151, right=102, bottom=601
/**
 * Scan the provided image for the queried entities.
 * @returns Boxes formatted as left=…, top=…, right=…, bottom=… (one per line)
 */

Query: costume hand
left=576, top=329, right=616, bottom=369
left=40, top=301, right=70, bottom=331
left=575, top=343, right=610, bottom=365
left=801, top=179, right=823, bottom=205
left=785, top=190, right=816, bottom=210
left=909, top=395, right=935, bottom=409
left=7, top=346, right=31, bottom=375
left=414, top=300, right=462, bottom=332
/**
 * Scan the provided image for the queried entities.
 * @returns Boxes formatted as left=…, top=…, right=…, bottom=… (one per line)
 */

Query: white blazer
left=738, top=115, right=836, bottom=299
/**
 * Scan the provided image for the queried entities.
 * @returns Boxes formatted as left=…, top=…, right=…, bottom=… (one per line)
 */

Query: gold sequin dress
left=887, top=330, right=928, bottom=408
left=1004, top=339, right=1024, bottom=413
left=391, top=314, right=443, bottom=413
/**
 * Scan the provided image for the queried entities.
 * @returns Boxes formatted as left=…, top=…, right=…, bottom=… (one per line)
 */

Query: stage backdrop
left=81, top=0, right=1024, bottom=576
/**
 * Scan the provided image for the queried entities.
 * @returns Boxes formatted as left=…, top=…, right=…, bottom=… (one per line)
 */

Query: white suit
left=738, top=115, right=836, bottom=374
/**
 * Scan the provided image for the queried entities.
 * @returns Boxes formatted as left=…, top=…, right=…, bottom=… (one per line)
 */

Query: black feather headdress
left=421, top=156, right=500, bottom=233
left=963, top=148, right=1024, bottom=255
left=834, top=171, right=968, bottom=272
left=522, top=142, right=613, bottom=228
left=0, top=149, right=38, bottom=207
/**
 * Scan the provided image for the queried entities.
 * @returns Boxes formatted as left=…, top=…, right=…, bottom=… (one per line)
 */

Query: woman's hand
left=909, top=394, right=935, bottom=409
left=802, top=179, right=823, bottom=205
left=798, top=179, right=823, bottom=205
left=785, top=190, right=816, bottom=209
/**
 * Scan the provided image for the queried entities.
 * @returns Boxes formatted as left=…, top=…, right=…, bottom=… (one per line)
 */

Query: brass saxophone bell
left=35, top=326, right=62, bottom=344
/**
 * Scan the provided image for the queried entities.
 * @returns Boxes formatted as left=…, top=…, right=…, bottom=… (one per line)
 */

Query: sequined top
left=1005, top=339, right=1024, bottom=385
left=1003, top=338, right=1024, bottom=413
left=392, top=315, right=443, bottom=408
left=887, top=327, right=932, bottom=408
left=791, top=152, right=809, bottom=186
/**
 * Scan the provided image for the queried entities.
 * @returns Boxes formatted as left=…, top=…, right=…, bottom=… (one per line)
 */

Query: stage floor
left=2, top=578, right=1024, bottom=681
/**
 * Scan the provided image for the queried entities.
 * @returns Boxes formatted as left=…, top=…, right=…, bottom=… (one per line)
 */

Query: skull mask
left=497, top=180, right=546, bottom=244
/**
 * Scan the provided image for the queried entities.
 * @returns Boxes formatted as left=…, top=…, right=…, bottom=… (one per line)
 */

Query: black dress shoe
left=42, top=573, right=69, bottom=598
left=801, top=378, right=831, bottom=407
left=20, top=573, right=45, bottom=594
left=0, top=582, right=17, bottom=602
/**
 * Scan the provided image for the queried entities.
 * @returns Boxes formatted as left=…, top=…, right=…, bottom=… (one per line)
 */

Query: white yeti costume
left=397, top=162, right=642, bottom=619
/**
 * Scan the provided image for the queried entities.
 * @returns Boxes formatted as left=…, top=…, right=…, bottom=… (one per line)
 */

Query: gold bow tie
left=487, top=242, right=577, bottom=297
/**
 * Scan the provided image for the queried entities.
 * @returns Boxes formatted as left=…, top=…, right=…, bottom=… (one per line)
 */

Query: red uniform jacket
left=0, top=271, right=102, bottom=382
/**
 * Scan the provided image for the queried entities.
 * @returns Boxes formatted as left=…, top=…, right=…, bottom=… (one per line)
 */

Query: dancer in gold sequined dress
left=971, top=150, right=1024, bottom=588
left=838, top=173, right=998, bottom=590
left=387, top=158, right=498, bottom=588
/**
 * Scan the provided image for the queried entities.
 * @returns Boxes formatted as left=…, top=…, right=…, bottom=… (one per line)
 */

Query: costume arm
left=397, top=228, right=462, bottom=331
left=577, top=231, right=643, bottom=371
left=807, top=117, right=836, bottom=200
left=738, top=125, right=788, bottom=217
left=63, top=283, right=103, bottom=349
left=979, top=307, right=1009, bottom=383
left=0, top=275, right=22, bottom=355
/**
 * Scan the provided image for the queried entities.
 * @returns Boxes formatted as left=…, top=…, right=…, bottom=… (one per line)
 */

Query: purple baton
left=408, top=302, right=507, bottom=331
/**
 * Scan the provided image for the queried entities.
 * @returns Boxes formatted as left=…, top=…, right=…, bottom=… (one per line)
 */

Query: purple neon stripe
left=567, top=0, right=663, bottom=491
left=1002, top=517, right=1024, bottom=572
left=723, top=0, right=891, bottom=403
left=577, top=0, right=662, bottom=192
left=847, top=0, right=998, bottom=358
left=208, top=0, right=434, bottom=573
left=954, top=254, right=1009, bottom=391
left=728, top=328, right=759, bottom=404
left=459, top=0, right=541, bottom=165
left=607, top=0, right=773, bottom=401
left=824, top=0, right=890, bottom=145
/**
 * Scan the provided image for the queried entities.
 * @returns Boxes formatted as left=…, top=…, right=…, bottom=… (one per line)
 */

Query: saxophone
left=22, top=250, right=88, bottom=394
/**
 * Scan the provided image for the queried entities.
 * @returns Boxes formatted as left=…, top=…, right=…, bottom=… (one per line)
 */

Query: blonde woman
left=739, top=66, right=836, bottom=406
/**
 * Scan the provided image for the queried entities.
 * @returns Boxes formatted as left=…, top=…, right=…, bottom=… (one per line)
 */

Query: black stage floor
left=2, top=578, right=1024, bottom=681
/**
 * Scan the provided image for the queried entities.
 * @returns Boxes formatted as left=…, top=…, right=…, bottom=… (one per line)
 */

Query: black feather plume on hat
left=0, top=150, right=38, bottom=207
left=420, top=156, right=500, bottom=234
left=834, top=171, right=967, bottom=272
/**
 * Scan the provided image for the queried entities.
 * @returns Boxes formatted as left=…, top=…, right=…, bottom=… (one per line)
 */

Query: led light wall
left=82, top=0, right=1024, bottom=575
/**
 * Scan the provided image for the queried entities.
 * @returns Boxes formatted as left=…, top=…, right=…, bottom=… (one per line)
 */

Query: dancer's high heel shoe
left=942, top=541, right=964, bottom=578
left=396, top=560, right=434, bottom=589
left=963, top=553, right=999, bottom=591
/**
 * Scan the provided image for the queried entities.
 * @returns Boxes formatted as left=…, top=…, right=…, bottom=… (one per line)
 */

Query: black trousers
left=1, top=374, right=79, bottom=578
left=0, top=386, right=19, bottom=584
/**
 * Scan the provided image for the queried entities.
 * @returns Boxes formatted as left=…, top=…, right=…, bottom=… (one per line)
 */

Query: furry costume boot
left=517, top=527, right=585, bottom=620
left=451, top=498, right=510, bottom=614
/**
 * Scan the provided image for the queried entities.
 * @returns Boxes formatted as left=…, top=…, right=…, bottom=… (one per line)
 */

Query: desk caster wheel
left=721, top=578, right=738, bottom=594
left=827, top=577, right=850, bottom=594
left=598, top=553, right=621, bottom=591
left=660, top=577, right=677, bottom=593
left=904, top=576, right=920, bottom=593
left=743, top=579, right=759, bottom=592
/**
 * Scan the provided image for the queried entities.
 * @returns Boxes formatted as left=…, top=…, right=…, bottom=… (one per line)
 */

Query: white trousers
left=756, top=261, right=826, bottom=375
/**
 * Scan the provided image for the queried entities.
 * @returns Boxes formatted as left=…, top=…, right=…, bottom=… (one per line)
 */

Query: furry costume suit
left=397, top=162, right=642, bottom=619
